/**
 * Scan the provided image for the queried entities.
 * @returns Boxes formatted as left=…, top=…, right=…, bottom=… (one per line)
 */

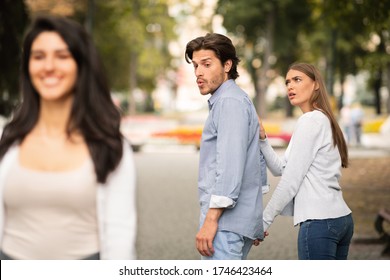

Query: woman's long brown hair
left=289, top=63, right=348, bottom=168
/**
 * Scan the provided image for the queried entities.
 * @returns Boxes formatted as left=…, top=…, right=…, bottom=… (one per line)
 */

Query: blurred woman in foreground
left=0, top=15, right=136, bottom=260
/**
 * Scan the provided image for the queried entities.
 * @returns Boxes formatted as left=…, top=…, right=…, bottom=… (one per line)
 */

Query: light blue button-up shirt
left=198, top=79, right=266, bottom=239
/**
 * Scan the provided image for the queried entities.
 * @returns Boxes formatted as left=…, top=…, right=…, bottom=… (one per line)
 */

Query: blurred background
left=0, top=0, right=389, bottom=259
left=1, top=0, right=390, bottom=142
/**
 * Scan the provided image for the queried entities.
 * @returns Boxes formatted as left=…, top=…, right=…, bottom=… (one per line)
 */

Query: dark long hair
left=0, top=15, right=123, bottom=183
left=289, top=62, right=348, bottom=168
left=185, top=33, right=240, bottom=80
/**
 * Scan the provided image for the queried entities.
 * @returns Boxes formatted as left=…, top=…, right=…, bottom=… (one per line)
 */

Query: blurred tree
left=0, top=0, right=29, bottom=117
left=304, top=0, right=390, bottom=115
left=357, top=0, right=390, bottom=115
left=25, top=0, right=85, bottom=16
left=216, top=0, right=390, bottom=117
left=296, top=0, right=369, bottom=112
left=89, top=0, right=177, bottom=114
left=6, top=0, right=176, bottom=115
left=216, top=0, right=311, bottom=117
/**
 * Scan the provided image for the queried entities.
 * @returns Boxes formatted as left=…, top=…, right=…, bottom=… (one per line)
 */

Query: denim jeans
left=298, top=213, right=354, bottom=260
left=201, top=230, right=253, bottom=260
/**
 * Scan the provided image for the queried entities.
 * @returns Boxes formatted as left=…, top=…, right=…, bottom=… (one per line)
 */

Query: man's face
left=191, top=49, right=231, bottom=95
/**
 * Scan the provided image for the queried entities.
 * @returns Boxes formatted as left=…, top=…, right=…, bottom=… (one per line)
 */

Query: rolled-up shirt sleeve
left=210, top=195, right=235, bottom=208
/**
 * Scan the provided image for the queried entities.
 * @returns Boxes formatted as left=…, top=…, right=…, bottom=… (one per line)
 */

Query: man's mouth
left=197, top=79, right=205, bottom=87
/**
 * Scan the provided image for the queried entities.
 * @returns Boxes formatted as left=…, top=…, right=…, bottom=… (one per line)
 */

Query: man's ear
left=224, top=59, right=232, bottom=73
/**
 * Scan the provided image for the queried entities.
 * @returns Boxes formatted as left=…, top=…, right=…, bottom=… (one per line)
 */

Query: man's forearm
left=205, top=207, right=224, bottom=222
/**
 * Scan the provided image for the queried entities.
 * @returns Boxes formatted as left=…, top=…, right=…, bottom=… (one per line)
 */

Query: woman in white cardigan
left=257, top=63, right=353, bottom=260
left=0, top=15, right=136, bottom=260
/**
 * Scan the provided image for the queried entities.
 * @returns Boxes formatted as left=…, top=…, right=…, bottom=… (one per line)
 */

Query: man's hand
left=196, top=208, right=223, bottom=256
left=253, top=231, right=269, bottom=246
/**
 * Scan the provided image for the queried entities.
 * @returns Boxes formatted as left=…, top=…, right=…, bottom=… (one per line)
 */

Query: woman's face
left=29, top=31, right=77, bottom=102
left=285, top=69, right=317, bottom=113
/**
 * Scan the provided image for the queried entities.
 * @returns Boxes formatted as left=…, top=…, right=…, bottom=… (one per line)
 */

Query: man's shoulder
left=218, top=81, right=251, bottom=103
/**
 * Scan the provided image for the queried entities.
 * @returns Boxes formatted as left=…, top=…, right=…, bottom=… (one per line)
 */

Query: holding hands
left=253, top=231, right=269, bottom=246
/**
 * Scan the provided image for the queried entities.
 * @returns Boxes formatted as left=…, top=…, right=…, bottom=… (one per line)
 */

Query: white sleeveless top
left=2, top=158, right=99, bottom=259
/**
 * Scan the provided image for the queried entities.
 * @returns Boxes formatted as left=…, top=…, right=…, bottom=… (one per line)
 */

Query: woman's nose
left=43, top=56, right=55, bottom=71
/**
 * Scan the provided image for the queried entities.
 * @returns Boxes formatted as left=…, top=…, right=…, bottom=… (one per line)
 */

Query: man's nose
left=195, top=66, right=202, bottom=77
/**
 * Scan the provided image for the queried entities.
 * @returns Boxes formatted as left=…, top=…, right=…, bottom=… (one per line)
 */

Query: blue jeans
left=201, top=230, right=253, bottom=260
left=298, top=214, right=354, bottom=260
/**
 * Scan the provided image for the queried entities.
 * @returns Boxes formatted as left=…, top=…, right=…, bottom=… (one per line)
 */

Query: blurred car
left=121, top=115, right=177, bottom=152
left=152, top=121, right=292, bottom=149
left=152, top=125, right=203, bottom=150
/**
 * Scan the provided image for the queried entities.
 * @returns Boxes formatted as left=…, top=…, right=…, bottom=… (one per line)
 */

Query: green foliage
left=92, top=0, right=177, bottom=93
left=216, top=0, right=311, bottom=116
left=216, top=0, right=390, bottom=115
left=217, top=0, right=311, bottom=70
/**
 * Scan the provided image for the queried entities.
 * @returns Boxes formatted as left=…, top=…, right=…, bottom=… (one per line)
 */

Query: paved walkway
left=135, top=136, right=390, bottom=260
left=249, top=133, right=390, bottom=260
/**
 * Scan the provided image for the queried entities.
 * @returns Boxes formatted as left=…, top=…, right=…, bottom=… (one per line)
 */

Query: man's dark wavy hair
left=185, top=33, right=240, bottom=80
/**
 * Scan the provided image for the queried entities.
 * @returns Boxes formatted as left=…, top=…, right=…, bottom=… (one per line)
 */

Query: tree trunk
left=128, top=51, right=137, bottom=115
left=255, top=6, right=275, bottom=118
left=386, top=62, right=390, bottom=115
left=285, top=97, right=293, bottom=117
left=326, top=29, right=337, bottom=97
left=373, top=69, right=382, bottom=115
left=127, top=0, right=139, bottom=115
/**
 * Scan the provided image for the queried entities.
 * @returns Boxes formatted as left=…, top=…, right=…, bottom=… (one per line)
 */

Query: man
left=185, top=33, right=267, bottom=260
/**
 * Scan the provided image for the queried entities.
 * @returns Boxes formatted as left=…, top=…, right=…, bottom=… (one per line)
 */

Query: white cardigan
left=0, top=141, right=137, bottom=260
left=261, top=110, right=351, bottom=231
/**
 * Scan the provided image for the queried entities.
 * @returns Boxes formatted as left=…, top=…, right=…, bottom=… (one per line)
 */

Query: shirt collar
left=207, top=79, right=235, bottom=110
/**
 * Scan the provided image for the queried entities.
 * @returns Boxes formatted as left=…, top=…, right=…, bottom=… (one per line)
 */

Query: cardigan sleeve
left=0, top=145, right=19, bottom=247
left=260, top=138, right=287, bottom=176
left=98, top=140, right=137, bottom=259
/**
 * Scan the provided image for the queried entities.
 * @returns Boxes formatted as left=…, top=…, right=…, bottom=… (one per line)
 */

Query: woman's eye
left=58, top=54, right=71, bottom=59
left=31, top=54, right=44, bottom=60
left=56, top=51, right=72, bottom=59
left=293, top=77, right=302, bottom=82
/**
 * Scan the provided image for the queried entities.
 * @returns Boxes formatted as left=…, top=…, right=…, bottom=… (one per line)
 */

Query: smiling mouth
left=42, top=77, right=61, bottom=87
